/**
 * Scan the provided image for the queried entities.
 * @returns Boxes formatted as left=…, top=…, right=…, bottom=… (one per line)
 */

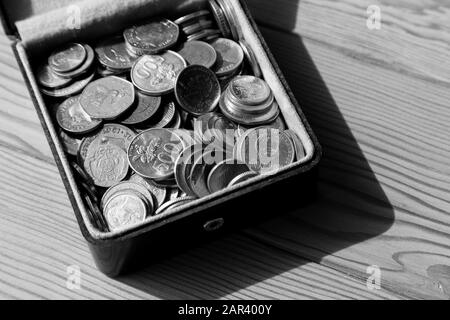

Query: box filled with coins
left=1, top=0, right=321, bottom=276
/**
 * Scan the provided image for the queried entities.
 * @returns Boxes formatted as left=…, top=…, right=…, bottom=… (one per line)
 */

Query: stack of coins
left=174, top=10, right=221, bottom=42
left=220, top=75, right=280, bottom=126
left=33, top=1, right=306, bottom=233
left=37, top=43, right=96, bottom=98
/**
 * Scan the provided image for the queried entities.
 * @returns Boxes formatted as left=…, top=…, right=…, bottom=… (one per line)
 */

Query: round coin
left=78, top=123, right=136, bottom=169
left=155, top=196, right=196, bottom=215
left=141, top=98, right=177, bottom=129
left=40, top=71, right=95, bottom=98
left=54, top=44, right=95, bottom=79
left=48, top=43, right=86, bottom=73
left=229, top=76, right=271, bottom=106
left=56, top=95, right=102, bottom=134
left=84, top=142, right=129, bottom=188
left=239, top=40, right=262, bottom=78
left=36, top=64, right=72, bottom=89
left=80, top=76, right=135, bottom=120
left=58, top=129, right=81, bottom=157
left=284, top=130, right=306, bottom=161
left=190, top=148, right=224, bottom=198
left=183, top=20, right=214, bottom=35
left=216, top=0, right=240, bottom=40
left=237, top=128, right=295, bottom=175
left=210, top=38, right=244, bottom=77
left=128, top=129, right=184, bottom=180
left=174, top=144, right=204, bottom=197
left=124, top=18, right=179, bottom=55
left=207, top=159, right=250, bottom=194
left=121, top=92, right=161, bottom=125
left=187, top=29, right=221, bottom=42
left=129, top=174, right=167, bottom=209
left=175, top=65, right=221, bottom=116
left=101, top=181, right=155, bottom=212
left=95, top=36, right=137, bottom=71
left=131, top=51, right=187, bottom=96
left=177, top=41, right=217, bottom=69
left=104, top=192, right=148, bottom=231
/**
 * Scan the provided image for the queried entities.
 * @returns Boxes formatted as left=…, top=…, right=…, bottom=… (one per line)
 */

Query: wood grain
left=0, top=0, right=449, bottom=299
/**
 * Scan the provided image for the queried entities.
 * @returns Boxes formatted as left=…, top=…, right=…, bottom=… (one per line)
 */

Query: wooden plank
left=0, top=36, right=399, bottom=299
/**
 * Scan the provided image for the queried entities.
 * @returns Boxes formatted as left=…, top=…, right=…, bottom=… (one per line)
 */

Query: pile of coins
left=34, top=1, right=306, bottom=233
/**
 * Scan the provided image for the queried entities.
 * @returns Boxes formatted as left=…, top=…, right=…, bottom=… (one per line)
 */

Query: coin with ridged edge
left=37, top=64, right=72, bottom=89
left=131, top=51, right=187, bottom=96
left=129, top=174, right=167, bottom=209
left=101, top=181, right=155, bottom=213
left=54, top=44, right=95, bottom=79
left=40, top=71, right=94, bottom=98
left=175, top=10, right=210, bottom=25
left=175, top=65, right=221, bottom=116
left=121, top=92, right=161, bottom=125
left=124, top=18, right=179, bottom=55
left=104, top=192, right=148, bottom=231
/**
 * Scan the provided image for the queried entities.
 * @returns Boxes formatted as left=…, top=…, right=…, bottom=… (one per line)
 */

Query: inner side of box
left=14, top=0, right=316, bottom=240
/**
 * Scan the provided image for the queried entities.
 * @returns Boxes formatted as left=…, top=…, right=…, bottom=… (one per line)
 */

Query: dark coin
left=210, top=38, right=244, bottom=77
left=37, top=64, right=72, bottom=89
left=284, top=130, right=306, bottom=161
left=95, top=36, right=137, bottom=71
left=128, top=129, right=184, bottom=180
left=48, top=43, right=86, bottom=73
left=40, top=71, right=95, bottom=98
left=131, top=51, right=186, bottom=95
left=175, top=65, right=221, bottom=116
left=121, top=92, right=161, bottom=125
left=138, top=98, right=177, bottom=130
left=78, top=123, right=136, bottom=165
left=84, top=142, right=129, bottom=188
left=124, top=18, right=179, bottom=55
left=177, top=41, right=217, bottom=69
left=54, top=44, right=95, bottom=79
left=84, top=195, right=109, bottom=232
left=56, top=95, right=102, bottom=134
left=80, top=76, right=135, bottom=120
left=207, top=159, right=250, bottom=194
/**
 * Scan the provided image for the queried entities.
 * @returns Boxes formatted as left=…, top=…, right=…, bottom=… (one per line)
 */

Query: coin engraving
left=56, top=95, right=102, bottom=134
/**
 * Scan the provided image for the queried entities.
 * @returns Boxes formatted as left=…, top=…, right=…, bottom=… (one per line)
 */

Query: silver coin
left=187, top=29, right=221, bottom=42
left=227, top=171, right=259, bottom=188
left=207, top=159, right=250, bottom=194
left=84, top=142, right=129, bottom=188
left=284, top=130, right=306, bottom=161
left=215, top=0, right=240, bottom=40
left=210, top=38, right=244, bottom=77
left=95, top=36, right=137, bottom=71
left=183, top=20, right=214, bottom=35
left=189, top=148, right=224, bottom=198
left=40, top=71, right=95, bottom=98
left=174, top=144, right=204, bottom=197
left=228, top=76, right=271, bottom=106
left=175, top=65, right=221, bottom=116
left=80, top=76, right=135, bottom=120
left=84, top=194, right=108, bottom=232
left=177, top=41, right=217, bottom=69
left=155, top=196, right=196, bottom=216
left=128, top=128, right=184, bottom=180
left=36, top=64, right=72, bottom=89
left=78, top=123, right=136, bottom=165
left=239, top=40, right=262, bottom=78
left=174, top=10, right=210, bottom=25
left=208, top=0, right=232, bottom=38
left=48, top=43, right=86, bottom=73
left=121, top=92, right=161, bottom=125
left=58, top=129, right=81, bottom=157
left=54, top=44, right=95, bottom=79
left=101, top=181, right=155, bottom=212
left=168, top=109, right=182, bottom=129
left=56, top=95, right=102, bottom=134
left=131, top=51, right=187, bottom=96
left=124, top=18, right=179, bottom=55
left=129, top=174, right=167, bottom=209
left=104, top=192, right=148, bottom=231
left=236, top=127, right=296, bottom=174
left=141, top=99, right=177, bottom=129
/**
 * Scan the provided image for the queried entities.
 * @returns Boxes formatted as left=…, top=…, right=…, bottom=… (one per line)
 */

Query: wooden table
left=0, top=0, right=449, bottom=300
